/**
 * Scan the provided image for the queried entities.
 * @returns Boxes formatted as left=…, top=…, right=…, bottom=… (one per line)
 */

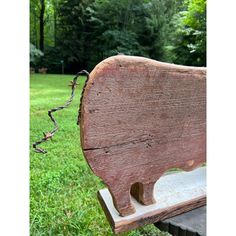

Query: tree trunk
left=53, top=0, right=57, bottom=47
left=39, top=0, right=45, bottom=52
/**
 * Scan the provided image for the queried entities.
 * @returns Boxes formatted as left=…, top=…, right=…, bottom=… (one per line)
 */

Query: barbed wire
left=32, top=70, right=89, bottom=154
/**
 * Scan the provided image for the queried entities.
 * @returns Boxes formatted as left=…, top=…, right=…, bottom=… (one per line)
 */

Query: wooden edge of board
left=97, top=191, right=116, bottom=232
left=97, top=167, right=206, bottom=234
left=98, top=191, right=206, bottom=234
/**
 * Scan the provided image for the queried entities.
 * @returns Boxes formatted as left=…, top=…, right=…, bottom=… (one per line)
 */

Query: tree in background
left=143, top=0, right=178, bottom=61
left=30, top=0, right=206, bottom=73
left=30, top=0, right=58, bottom=49
left=39, top=0, right=45, bottom=51
left=30, top=43, right=44, bottom=67
left=30, top=0, right=40, bottom=48
left=86, top=0, right=149, bottom=69
left=56, top=0, right=94, bottom=72
left=170, top=0, right=206, bottom=66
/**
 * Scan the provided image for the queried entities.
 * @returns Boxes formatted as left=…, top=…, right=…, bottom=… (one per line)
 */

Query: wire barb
left=32, top=70, right=90, bottom=154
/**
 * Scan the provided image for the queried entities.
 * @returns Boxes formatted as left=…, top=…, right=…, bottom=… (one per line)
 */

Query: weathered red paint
left=80, top=55, right=206, bottom=216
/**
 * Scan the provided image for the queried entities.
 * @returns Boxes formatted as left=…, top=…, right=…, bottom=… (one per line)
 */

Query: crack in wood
left=83, top=137, right=152, bottom=152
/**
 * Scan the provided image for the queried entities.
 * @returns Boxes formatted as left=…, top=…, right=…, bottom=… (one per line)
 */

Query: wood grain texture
left=97, top=167, right=206, bottom=234
left=99, top=195, right=206, bottom=234
left=80, top=55, right=206, bottom=216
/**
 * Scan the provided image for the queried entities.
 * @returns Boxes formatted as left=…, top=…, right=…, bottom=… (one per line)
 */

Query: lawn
left=30, top=74, right=169, bottom=236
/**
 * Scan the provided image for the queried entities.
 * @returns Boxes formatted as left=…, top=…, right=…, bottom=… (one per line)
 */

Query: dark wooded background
left=30, top=0, right=206, bottom=74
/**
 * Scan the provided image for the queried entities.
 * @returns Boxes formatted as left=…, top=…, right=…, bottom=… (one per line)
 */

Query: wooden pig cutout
left=80, top=55, right=206, bottom=216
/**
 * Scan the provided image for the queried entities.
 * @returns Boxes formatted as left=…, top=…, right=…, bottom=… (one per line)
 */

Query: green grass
left=30, top=74, right=169, bottom=236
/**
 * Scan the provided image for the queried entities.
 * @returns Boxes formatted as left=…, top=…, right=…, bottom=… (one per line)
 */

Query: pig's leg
left=109, top=185, right=135, bottom=217
left=141, top=182, right=156, bottom=205
left=131, top=181, right=156, bottom=205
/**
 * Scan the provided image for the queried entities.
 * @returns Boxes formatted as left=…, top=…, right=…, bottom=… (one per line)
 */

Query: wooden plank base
left=97, top=167, right=206, bottom=234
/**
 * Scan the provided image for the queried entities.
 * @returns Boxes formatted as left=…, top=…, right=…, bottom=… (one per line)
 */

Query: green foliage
left=39, top=46, right=63, bottom=73
left=169, top=0, right=206, bottom=66
left=88, top=0, right=149, bottom=60
left=30, top=0, right=58, bottom=49
left=30, top=74, right=169, bottom=235
left=143, top=0, right=177, bottom=61
left=82, top=0, right=177, bottom=68
left=30, top=43, right=44, bottom=65
left=30, top=0, right=206, bottom=72
left=56, top=0, right=94, bottom=71
left=101, top=30, right=142, bottom=56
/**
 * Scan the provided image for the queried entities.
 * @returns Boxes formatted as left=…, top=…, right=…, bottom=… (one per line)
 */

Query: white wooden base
left=98, top=167, right=206, bottom=234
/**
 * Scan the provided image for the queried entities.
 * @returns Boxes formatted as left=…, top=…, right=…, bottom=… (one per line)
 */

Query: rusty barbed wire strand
left=32, top=70, right=90, bottom=154
left=77, top=70, right=91, bottom=125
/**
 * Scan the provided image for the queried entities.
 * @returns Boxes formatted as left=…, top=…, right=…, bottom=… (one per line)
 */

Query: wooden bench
left=38, top=67, right=48, bottom=74
left=79, top=55, right=206, bottom=233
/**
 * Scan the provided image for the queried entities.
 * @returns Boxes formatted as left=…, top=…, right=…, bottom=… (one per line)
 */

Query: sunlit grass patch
left=30, top=74, right=169, bottom=236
